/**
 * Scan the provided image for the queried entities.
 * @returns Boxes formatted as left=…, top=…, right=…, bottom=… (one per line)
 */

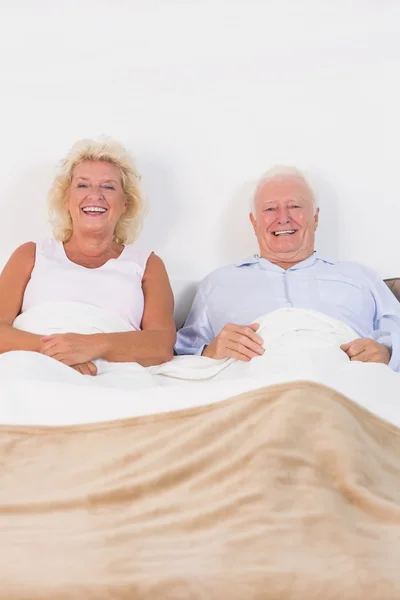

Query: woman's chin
left=74, top=221, right=113, bottom=237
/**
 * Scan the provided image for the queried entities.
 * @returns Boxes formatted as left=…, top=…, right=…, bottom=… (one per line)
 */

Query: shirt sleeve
left=174, top=286, right=214, bottom=355
left=368, top=275, right=400, bottom=372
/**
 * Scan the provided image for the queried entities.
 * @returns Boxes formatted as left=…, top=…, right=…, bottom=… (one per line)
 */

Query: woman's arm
left=97, top=253, right=176, bottom=365
left=0, top=243, right=43, bottom=353
left=42, top=253, right=177, bottom=366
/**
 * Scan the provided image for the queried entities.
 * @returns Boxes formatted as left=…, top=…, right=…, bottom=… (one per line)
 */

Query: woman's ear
left=65, top=190, right=71, bottom=213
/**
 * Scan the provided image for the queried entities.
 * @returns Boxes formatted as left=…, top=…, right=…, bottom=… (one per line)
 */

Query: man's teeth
left=273, top=230, right=295, bottom=236
left=82, top=207, right=107, bottom=213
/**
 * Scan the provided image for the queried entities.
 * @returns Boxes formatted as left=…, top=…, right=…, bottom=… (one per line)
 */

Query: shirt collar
left=236, top=251, right=334, bottom=271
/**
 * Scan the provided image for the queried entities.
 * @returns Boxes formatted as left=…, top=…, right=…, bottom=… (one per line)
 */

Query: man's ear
left=314, top=207, right=320, bottom=230
left=249, top=212, right=257, bottom=234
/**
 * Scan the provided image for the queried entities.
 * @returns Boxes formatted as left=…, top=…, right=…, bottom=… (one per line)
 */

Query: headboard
left=172, top=278, right=400, bottom=328
left=384, top=279, right=400, bottom=303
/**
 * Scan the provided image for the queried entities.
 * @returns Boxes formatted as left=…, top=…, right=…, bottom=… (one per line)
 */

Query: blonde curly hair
left=48, top=137, right=145, bottom=244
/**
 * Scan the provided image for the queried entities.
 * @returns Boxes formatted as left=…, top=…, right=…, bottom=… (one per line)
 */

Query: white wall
left=0, top=0, right=398, bottom=281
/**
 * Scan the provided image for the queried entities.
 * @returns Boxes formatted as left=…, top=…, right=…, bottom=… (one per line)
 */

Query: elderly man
left=175, top=166, right=400, bottom=371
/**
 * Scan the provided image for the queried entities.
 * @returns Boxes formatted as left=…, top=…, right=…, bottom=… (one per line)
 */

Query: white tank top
left=22, top=238, right=152, bottom=330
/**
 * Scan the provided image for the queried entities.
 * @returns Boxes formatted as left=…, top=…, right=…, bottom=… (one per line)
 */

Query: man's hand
left=40, top=333, right=100, bottom=366
left=202, top=323, right=264, bottom=361
left=340, top=338, right=391, bottom=365
left=71, top=361, right=98, bottom=376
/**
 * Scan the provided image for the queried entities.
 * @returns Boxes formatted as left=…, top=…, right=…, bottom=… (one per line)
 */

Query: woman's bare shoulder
left=12, top=241, right=36, bottom=258
left=2, top=242, right=36, bottom=274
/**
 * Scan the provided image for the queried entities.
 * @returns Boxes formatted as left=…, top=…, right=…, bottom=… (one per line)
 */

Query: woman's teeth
left=82, top=207, right=107, bottom=213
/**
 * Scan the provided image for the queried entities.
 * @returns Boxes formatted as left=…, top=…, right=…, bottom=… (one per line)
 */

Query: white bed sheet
left=2, top=302, right=399, bottom=427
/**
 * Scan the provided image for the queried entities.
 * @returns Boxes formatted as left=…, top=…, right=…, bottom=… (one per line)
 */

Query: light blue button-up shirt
left=175, top=252, right=400, bottom=371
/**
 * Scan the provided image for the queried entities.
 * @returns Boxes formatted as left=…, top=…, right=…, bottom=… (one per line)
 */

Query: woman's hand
left=71, top=361, right=98, bottom=376
left=40, top=333, right=101, bottom=366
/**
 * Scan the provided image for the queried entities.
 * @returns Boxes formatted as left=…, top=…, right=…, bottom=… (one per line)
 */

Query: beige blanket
left=1, top=381, right=400, bottom=599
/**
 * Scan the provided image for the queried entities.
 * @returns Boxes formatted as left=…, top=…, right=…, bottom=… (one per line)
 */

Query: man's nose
left=276, top=206, right=290, bottom=223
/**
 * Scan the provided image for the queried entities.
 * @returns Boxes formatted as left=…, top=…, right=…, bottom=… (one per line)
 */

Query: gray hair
left=250, top=165, right=318, bottom=214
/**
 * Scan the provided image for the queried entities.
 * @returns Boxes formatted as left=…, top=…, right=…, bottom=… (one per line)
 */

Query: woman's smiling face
left=67, top=160, right=127, bottom=239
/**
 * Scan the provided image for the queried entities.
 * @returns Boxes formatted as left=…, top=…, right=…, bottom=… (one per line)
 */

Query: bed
left=0, top=277, right=399, bottom=598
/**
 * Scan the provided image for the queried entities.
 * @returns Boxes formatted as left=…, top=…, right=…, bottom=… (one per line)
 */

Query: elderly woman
left=0, top=137, right=176, bottom=375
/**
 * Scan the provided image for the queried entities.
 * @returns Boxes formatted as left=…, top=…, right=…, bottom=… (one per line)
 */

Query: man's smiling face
left=250, top=175, right=319, bottom=269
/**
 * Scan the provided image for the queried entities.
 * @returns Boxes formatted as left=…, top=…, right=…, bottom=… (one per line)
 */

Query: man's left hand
left=40, top=333, right=99, bottom=366
left=340, top=338, right=391, bottom=365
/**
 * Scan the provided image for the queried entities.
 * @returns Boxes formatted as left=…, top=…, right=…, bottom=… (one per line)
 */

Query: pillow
left=384, top=278, right=400, bottom=303
left=171, top=280, right=199, bottom=329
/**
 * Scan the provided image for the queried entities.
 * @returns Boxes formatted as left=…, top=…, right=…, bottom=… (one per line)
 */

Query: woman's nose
left=87, top=186, right=104, bottom=200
